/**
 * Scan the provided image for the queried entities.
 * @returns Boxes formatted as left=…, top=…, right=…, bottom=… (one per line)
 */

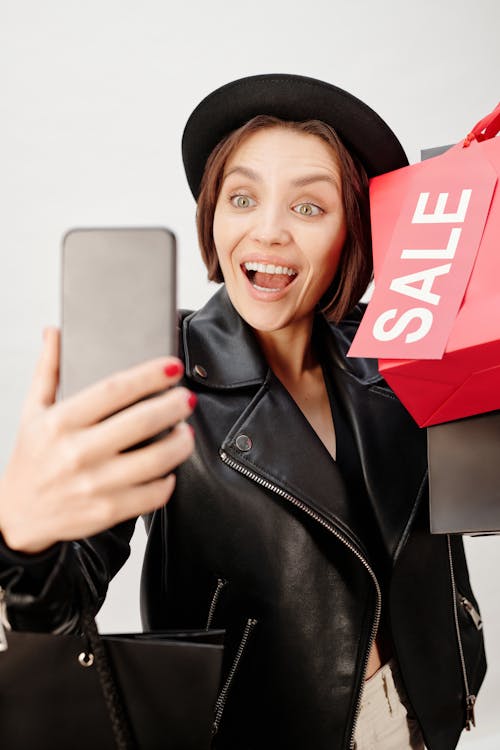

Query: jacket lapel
left=220, top=371, right=371, bottom=558
left=183, top=288, right=427, bottom=564
left=321, top=316, right=428, bottom=562
left=182, top=288, right=266, bottom=389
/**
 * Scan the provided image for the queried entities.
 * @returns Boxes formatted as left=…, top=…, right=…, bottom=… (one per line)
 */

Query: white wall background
left=1, top=1, right=499, bottom=746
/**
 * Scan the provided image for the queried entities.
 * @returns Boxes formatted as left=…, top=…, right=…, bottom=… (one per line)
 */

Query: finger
left=23, top=328, right=60, bottom=416
left=104, top=473, right=177, bottom=526
left=57, top=356, right=184, bottom=429
left=55, top=475, right=177, bottom=543
left=74, top=387, right=196, bottom=463
left=75, top=422, right=194, bottom=495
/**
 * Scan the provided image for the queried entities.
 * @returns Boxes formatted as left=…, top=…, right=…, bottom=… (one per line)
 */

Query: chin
left=242, top=305, right=308, bottom=335
left=225, top=279, right=312, bottom=334
left=231, top=302, right=288, bottom=333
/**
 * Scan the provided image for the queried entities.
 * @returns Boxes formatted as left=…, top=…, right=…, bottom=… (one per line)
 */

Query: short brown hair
left=196, top=115, right=372, bottom=323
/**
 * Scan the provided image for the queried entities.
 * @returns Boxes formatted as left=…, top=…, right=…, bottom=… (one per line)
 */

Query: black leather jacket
left=1, top=287, right=486, bottom=750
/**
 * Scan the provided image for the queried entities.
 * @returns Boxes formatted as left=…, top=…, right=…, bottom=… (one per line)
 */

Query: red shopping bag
left=349, top=102, right=500, bottom=427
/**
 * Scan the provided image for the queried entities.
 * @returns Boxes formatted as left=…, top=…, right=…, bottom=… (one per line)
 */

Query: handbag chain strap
left=80, top=602, right=137, bottom=750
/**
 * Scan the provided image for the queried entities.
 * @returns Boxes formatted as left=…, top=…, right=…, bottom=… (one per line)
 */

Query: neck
left=253, top=316, right=317, bottom=382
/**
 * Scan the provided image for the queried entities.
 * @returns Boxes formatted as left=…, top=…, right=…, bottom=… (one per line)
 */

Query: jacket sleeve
left=0, top=519, right=136, bottom=634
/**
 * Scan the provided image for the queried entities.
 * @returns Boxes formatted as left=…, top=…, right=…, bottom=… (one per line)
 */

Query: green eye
left=294, top=203, right=321, bottom=216
left=231, top=195, right=254, bottom=208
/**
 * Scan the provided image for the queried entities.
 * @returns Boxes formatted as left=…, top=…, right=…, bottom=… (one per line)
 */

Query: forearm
left=0, top=335, right=193, bottom=633
left=0, top=519, right=135, bottom=633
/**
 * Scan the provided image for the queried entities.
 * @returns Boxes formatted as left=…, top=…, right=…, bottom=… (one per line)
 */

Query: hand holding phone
left=0, top=229, right=195, bottom=554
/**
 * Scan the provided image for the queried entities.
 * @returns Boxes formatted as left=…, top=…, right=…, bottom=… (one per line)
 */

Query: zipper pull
left=0, top=586, right=10, bottom=652
left=465, top=694, right=476, bottom=730
left=461, top=596, right=483, bottom=630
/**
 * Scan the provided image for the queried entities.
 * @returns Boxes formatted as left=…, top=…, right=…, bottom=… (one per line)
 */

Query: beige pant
left=353, top=659, right=426, bottom=750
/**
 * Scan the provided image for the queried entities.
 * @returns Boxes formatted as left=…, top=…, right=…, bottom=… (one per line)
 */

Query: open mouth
left=242, top=261, right=298, bottom=293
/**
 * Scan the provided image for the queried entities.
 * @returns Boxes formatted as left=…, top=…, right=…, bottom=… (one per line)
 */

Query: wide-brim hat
left=182, top=73, right=408, bottom=199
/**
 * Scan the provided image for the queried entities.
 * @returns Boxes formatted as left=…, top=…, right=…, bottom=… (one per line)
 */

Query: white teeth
left=243, top=261, right=297, bottom=276
left=253, top=284, right=280, bottom=293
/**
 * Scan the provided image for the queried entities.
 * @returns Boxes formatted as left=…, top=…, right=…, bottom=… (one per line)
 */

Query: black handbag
left=0, top=600, right=224, bottom=750
left=428, top=410, right=500, bottom=534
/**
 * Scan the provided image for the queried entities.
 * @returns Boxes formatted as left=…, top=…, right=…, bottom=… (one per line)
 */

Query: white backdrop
left=1, top=1, right=499, bottom=747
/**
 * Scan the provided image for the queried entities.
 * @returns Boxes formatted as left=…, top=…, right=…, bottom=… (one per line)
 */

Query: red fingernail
left=187, top=392, right=198, bottom=410
left=164, top=361, right=183, bottom=377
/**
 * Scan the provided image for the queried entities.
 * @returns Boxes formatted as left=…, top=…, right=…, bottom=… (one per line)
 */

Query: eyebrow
left=223, top=166, right=340, bottom=189
left=292, top=174, right=340, bottom=189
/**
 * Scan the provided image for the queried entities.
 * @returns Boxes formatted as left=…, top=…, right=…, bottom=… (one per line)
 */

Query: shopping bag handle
left=79, top=586, right=137, bottom=750
left=464, top=101, right=500, bottom=146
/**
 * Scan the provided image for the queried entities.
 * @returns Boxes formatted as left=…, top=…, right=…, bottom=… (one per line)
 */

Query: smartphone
left=60, top=227, right=176, bottom=400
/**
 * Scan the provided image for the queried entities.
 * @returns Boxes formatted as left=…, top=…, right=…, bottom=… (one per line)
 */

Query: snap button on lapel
left=235, top=434, right=252, bottom=452
left=193, top=364, right=207, bottom=379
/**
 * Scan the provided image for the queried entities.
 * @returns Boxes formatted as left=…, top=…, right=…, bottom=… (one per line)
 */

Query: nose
left=248, top=203, right=291, bottom=247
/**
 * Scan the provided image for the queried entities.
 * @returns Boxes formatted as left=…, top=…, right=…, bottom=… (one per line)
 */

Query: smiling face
left=212, top=127, right=347, bottom=334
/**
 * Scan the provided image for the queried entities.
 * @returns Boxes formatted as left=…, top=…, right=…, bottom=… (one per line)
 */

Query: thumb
left=23, top=327, right=61, bottom=416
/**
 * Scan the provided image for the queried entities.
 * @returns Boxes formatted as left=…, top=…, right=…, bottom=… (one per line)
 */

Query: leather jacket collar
left=182, top=286, right=428, bottom=565
left=183, top=286, right=382, bottom=389
left=183, top=287, right=267, bottom=389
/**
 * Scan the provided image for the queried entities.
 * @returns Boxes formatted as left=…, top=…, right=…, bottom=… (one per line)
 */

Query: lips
left=242, top=261, right=298, bottom=292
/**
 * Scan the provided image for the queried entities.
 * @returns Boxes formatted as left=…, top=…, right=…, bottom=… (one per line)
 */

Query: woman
left=0, top=74, right=486, bottom=749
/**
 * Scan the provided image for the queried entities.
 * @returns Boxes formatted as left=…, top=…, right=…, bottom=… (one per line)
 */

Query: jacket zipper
left=206, top=578, right=227, bottom=630
left=212, top=616, right=258, bottom=735
left=220, top=450, right=381, bottom=749
left=0, top=586, right=11, bottom=652
left=447, top=535, right=476, bottom=730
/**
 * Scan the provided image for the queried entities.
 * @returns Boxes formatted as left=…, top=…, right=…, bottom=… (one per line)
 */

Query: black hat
left=182, top=73, right=408, bottom=199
